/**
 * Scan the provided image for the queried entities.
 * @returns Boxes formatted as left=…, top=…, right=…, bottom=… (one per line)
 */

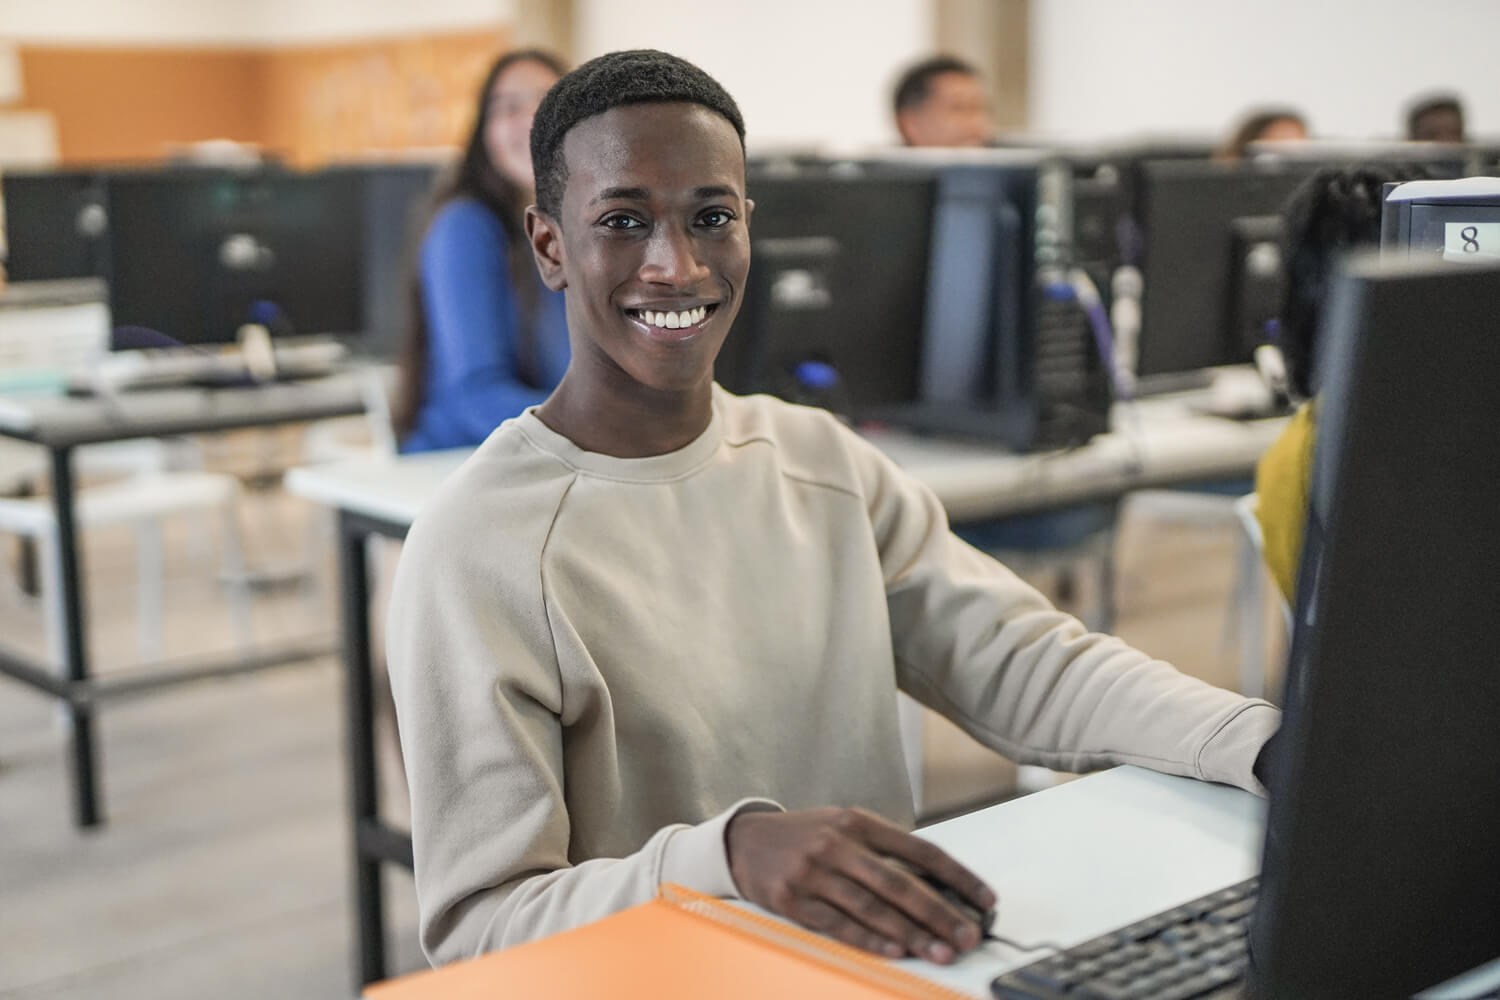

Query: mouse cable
left=983, top=931, right=1067, bottom=954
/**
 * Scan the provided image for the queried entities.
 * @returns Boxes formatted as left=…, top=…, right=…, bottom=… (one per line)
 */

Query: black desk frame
left=0, top=394, right=360, bottom=828
left=337, top=508, right=414, bottom=987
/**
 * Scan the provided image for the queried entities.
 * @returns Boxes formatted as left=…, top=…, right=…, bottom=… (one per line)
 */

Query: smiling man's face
left=528, top=101, right=751, bottom=395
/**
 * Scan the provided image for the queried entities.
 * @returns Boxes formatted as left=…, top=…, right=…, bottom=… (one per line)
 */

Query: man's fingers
left=788, top=896, right=907, bottom=959
left=801, top=866, right=951, bottom=962
left=835, top=844, right=979, bottom=952
left=854, top=814, right=996, bottom=913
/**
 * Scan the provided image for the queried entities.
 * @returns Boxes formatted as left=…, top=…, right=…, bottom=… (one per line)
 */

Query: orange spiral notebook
left=366, top=883, right=977, bottom=999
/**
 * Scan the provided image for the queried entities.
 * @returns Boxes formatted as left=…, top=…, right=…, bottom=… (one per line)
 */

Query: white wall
left=254, top=0, right=515, bottom=46
left=0, top=0, right=514, bottom=45
left=574, top=0, right=935, bottom=150
left=1030, top=0, right=1500, bottom=142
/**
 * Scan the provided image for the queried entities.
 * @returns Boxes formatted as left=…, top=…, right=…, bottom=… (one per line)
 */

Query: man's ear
left=894, top=111, right=918, bottom=146
left=526, top=206, right=567, bottom=291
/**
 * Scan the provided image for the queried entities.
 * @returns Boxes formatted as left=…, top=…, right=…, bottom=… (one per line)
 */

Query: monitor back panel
left=1252, top=257, right=1500, bottom=998
left=718, top=171, right=934, bottom=413
left=106, top=169, right=363, bottom=346
left=3, top=171, right=108, bottom=282
left=1137, top=161, right=1313, bottom=376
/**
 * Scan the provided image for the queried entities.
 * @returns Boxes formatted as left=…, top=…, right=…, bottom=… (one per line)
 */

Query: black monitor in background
left=716, top=167, right=934, bottom=413
left=1135, top=159, right=1317, bottom=386
left=1249, top=255, right=1500, bottom=998
left=1, top=170, right=109, bottom=282
left=334, top=162, right=440, bottom=359
left=104, top=167, right=366, bottom=348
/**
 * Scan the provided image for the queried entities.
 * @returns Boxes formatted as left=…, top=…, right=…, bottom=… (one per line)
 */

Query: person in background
left=1255, top=163, right=1426, bottom=600
left=388, top=48, right=1279, bottom=969
left=1216, top=107, right=1309, bottom=162
left=1405, top=93, right=1466, bottom=144
left=394, top=49, right=570, bottom=453
left=891, top=55, right=994, bottom=148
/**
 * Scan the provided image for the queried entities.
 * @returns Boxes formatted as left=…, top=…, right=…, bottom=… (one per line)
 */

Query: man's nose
left=640, top=225, right=711, bottom=286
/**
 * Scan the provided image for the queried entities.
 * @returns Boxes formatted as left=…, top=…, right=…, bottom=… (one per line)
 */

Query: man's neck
left=535, top=371, right=715, bottom=459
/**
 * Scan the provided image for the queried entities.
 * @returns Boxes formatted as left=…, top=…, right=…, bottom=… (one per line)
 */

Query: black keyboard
left=991, top=877, right=1257, bottom=1000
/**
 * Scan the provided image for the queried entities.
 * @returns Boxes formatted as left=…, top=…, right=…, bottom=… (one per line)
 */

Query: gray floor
left=0, top=470, right=1283, bottom=999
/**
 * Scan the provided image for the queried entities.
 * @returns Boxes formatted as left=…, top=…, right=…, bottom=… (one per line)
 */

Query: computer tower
left=912, top=159, right=1112, bottom=451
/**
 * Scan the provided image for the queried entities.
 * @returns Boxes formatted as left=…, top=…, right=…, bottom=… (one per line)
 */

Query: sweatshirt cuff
left=659, top=798, right=784, bottom=899
left=1195, top=702, right=1283, bottom=797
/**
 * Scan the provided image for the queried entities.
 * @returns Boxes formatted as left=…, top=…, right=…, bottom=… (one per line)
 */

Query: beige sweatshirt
left=386, top=386, right=1280, bottom=966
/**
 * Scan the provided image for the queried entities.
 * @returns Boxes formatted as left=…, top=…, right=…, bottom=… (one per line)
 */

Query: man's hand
left=725, top=807, right=995, bottom=963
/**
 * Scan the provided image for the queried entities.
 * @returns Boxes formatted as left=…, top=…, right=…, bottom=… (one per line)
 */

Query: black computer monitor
left=104, top=168, right=364, bottom=347
left=1, top=170, right=109, bottom=282
left=1135, top=160, right=1317, bottom=385
left=717, top=167, right=935, bottom=413
left=332, top=162, right=441, bottom=359
left=1249, top=255, right=1500, bottom=997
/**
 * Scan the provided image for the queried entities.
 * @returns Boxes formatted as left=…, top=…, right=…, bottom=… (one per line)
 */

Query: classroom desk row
left=284, top=390, right=1289, bottom=988
left=0, top=372, right=372, bottom=827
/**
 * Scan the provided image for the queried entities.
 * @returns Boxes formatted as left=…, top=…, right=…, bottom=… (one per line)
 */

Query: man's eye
left=699, top=209, right=735, bottom=228
left=602, top=215, right=644, bottom=231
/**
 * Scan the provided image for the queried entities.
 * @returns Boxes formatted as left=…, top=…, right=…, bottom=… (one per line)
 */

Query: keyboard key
left=1205, top=898, right=1256, bottom=924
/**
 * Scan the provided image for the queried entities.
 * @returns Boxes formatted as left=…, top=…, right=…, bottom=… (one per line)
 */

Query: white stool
left=0, top=471, right=253, bottom=666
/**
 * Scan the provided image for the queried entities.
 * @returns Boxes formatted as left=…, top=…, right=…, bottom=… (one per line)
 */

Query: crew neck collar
left=514, top=387, right=726, bottom=482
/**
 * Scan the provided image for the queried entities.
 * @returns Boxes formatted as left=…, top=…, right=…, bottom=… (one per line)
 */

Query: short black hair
left=530, top=49, right=746, bottom=218
left=1279, top=163, right=1429, bottom=398
left=892, top=55, right=979, bottom=115
left=1406, top=93, right=1465, bottom=140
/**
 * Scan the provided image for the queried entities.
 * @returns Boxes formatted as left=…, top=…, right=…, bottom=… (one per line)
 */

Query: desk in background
left=286, top=395, right=1287, bottom=988
left=0, top=373, right=371, bottom=829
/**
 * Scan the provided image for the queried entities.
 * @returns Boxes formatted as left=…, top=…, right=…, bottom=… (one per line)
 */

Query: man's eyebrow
left=693, top=185, right=739, bottom=200
left=590, top=184, right=742, bottom=205
left=592, top=186, right=651, bottom=204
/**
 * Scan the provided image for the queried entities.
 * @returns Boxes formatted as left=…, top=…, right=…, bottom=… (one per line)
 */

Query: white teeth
left=634, top=306, right=710, bottom=330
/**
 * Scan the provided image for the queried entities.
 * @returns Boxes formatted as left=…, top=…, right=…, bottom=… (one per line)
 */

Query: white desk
left=288, top=398, right=1287, bottom=527
left=898, top=766, right=1262, bottom=997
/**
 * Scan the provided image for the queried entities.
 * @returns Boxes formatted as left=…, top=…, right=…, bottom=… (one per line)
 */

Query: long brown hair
left=392, top=49, right=567, bottom=440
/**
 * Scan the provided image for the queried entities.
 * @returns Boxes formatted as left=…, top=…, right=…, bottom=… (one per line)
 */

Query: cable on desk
left=985, top=931, right=1067, bottom=954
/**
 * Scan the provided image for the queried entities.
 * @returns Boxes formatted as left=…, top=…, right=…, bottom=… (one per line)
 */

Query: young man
left=387, top=49, right=1280, bottom=970
left=891, top=55, right=994, bottom=148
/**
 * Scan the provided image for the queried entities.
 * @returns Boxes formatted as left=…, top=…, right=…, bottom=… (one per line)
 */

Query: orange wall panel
left=261, top=29, right=509, bottom=166
left=15, top=28, right=510, bottom=168
left=16, top=46, right=265, bottom=165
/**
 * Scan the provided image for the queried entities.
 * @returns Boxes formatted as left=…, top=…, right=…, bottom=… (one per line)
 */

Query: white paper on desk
left=900, top=767, right=1267, bottom=997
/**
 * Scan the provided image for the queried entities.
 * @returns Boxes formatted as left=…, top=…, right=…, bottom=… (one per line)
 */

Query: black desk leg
left=339, top=511, right=386, bottom=986
left=51, top=446, right=102, bottom=829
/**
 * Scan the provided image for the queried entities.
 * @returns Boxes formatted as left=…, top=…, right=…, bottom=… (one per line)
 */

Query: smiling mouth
left=624, top=303, right=718, bottom=332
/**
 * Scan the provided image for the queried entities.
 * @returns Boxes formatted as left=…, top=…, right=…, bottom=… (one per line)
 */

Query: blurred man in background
left=1405, top=93, right=1466, bottom=143
left=892, top=55, right=994, bottom=147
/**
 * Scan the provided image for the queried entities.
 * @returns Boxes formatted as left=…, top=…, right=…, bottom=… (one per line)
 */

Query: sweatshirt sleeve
left=386, top=474, right=780, bottom=964
left=418, top=201, right=552, bottom=440
left=846, top=433, right=1281, bottom=795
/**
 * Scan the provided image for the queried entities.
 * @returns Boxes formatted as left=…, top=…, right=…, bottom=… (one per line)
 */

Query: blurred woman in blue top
left=394, top=49, right=570, bottom=453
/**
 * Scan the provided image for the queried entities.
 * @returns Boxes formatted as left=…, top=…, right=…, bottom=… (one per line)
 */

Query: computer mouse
left=919, top=872, right=997, bottom=938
